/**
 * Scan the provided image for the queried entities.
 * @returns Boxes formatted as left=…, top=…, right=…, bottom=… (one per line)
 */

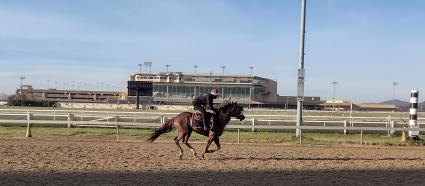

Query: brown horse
left=147, top=101, right=245, bottom=160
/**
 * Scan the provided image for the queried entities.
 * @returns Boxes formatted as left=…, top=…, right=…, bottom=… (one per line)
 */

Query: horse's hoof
left=178, top=155, right=183, bottom=160
left=190, top=149, right=197, bottom=157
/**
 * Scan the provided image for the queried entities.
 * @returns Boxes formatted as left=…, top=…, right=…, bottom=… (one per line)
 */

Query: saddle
left=192, top=111, right=214, bottom=129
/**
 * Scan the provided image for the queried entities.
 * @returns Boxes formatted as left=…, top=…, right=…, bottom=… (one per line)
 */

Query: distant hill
left=379, top=99, right=410, bottom=108
left=379, top=99, right=425, bottom=111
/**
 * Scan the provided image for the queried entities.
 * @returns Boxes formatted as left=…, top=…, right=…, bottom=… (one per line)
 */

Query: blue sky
left=1, top=0, right=425, bottom=103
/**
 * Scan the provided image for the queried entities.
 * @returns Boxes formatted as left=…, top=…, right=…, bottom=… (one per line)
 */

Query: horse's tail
left=146, top=118, right=174, bottom=142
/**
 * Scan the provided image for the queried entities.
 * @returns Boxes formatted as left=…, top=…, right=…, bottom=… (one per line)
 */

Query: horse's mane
left=217, top=101, right=235, bottom=110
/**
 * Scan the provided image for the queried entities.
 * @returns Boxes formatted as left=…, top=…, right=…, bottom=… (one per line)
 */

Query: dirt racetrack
left=1, top=138, right=425, bottom=185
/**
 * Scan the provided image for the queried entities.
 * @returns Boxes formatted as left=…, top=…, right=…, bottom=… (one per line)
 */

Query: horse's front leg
left=201, top=133, right=215, bottom=160
left=213, top=137, right=221, bottom=151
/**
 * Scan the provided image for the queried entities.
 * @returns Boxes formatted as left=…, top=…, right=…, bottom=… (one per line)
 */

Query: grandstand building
left=129, top=72, right=322, bottom=109
left=19, top=85, right=122, bottom=103
left=12, top=72, right=323, bottom=109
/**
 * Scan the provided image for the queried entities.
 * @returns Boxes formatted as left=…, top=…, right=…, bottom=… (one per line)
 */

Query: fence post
left=386, top=120, right=390, bottom=136
left=237, top=128, right=240, bottom=144
left=26, top=111, right=32, bottom=138
left=133, top=112, right=136, bottom=123
left=390, top=120, right=395, bottom=135
left=53, top=110, right=56, bottom=121
left=115, top=116, right=120, bottom=140
left=344, top=120, right=347, bottom=134
left=299, top=128, right=302, bottom=144
left=251, top=118, right=255, bottom=132
left=67, top=113, right=73, bottom=128
left=360, top=130, right=363, bottom=146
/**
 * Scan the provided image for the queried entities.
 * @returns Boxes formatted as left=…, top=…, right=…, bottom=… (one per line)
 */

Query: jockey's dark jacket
left=194, top=93, right=218, bottom=111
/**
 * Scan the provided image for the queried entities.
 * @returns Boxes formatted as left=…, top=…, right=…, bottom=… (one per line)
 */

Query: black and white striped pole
left=409, top=90, right=419, bottom=139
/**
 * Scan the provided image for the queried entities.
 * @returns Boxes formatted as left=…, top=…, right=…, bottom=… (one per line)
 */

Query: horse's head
left=223, top=101, right=245, bottom=121
left=234, top=104, right=245, bottom=121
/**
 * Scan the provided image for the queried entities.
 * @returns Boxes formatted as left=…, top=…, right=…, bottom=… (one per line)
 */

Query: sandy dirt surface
left=1, top=138, right=425, bottom=185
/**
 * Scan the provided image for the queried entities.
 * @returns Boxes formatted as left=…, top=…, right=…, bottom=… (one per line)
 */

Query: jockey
left=192, top=88, right=221, bottom=130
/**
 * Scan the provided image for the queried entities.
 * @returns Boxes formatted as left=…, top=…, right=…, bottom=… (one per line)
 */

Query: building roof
left=133, top=72, right=275, bottom=82
left=358, top=103, right=398, bottom=109
left=322, top=100, right=354, bottom=107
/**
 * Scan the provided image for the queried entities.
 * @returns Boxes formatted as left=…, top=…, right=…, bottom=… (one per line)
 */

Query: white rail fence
left=1, top=109, right=425, bottom=144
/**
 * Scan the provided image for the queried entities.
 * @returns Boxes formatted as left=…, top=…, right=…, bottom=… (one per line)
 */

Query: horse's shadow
left=216, top=156, right=422, bottom=161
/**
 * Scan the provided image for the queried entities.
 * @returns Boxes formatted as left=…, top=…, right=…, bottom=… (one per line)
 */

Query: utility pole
left=332, top=81, right=338, bottom=111
left=296, top=0, right=307, bottom=137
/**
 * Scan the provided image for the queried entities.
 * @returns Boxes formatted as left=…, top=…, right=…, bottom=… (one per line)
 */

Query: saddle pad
left=192, top=112, right=214, bottom=129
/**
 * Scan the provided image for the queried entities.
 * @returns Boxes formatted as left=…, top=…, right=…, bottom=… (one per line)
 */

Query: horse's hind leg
left=182, top=130, right=197, bottom=158
left=174, top=134, right=185, bottom=160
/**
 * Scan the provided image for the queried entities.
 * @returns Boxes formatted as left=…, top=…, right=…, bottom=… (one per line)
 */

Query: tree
left=0, top=93, right=8, bottom=101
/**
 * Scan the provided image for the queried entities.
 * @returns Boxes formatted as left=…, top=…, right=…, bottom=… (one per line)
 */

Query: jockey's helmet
left=210, top=88, right=221, bottom=95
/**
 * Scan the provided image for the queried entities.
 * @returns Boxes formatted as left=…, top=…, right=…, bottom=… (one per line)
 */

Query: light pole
left=18, top=76, right=25, bottom=106
left=138, top=64, right=142, bottom=73
left=47, top=79, right=50, bottom=89
left=331, top=81, right=338, bottom=111
left=165, top=64, right=170, bottom=73
left=165, top=64, right=171, bottom=100
left=18, top=76, right=25, bottom=91
left=220, top=66, right=226, bottom=99
left=392, top=81, right=398, bottom=111
left=144, top=61, right=152, bottom=72
left=248, top=66, right=254, bottom=108
left=193, top=65, right=199, bottom=97
left=220, top=65, right=226, bottom=75
left=296, top=0, right=307, bottom=137
left=193, top=65, right=199, bottom=74
left=392, top=82, right=398, bottom=101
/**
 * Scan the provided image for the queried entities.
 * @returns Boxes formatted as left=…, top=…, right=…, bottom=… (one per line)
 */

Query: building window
left=239, top=79, right=253, bottom=83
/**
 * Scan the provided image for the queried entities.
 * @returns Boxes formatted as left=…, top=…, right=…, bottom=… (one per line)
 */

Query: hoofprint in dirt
left=1, top=138, right=425, bottom=185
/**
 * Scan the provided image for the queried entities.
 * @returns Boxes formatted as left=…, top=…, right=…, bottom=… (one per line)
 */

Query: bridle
left=229, top=103, right=241, bottom=117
